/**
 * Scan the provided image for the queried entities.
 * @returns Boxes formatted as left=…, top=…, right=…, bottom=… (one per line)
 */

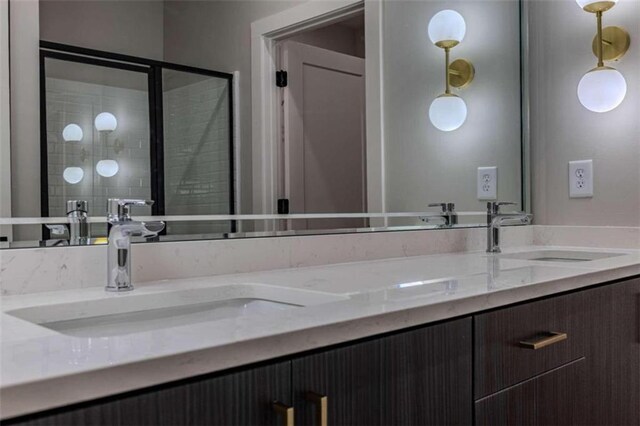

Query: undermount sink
left=500, top=250, right=625, bottom=263
left=6, top=284, right=347, bottom=338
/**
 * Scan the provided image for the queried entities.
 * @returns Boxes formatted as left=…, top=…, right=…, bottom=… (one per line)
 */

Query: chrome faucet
left=486, top=201, right=532, bottom=253
left=106, top=199, right=164, bottom=292
left=67, top=200, right=89, bottom=245
left=422, top=203, right=458, bottom=227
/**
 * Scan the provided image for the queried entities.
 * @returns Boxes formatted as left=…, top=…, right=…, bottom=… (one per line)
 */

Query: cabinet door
left=292, top=338, right=382, bottom=425
left=474, top=290, right=587, bottom=398
left=5, top=361, right=292, bottom=426
left=292, top=318, right=472, bottom=426
left=583, top=277, right=640, bottom=425
left=475, top=358, right=589, bottom=426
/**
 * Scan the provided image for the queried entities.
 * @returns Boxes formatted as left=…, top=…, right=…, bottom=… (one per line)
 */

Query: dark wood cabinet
left=475, top=358, right=589, bottom=426
left=3, top=362, right=292, bottom=426
left=291, top=336, right=382, bottom=425
left=582, top=277, right=640, bottom=425
left=291, top=317, right=472, bottom=426
left=378, top=318, right=472, bottom=425
left=474, top=276, right=640, bottom=426
left=474, top=290, right=588, bottom=399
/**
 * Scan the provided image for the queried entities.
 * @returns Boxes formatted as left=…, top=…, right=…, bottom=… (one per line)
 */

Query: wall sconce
left=94, top=112, right=118, bottom=132
left=96, top=159, right=119, bottom=178
left=62, top=124, right=83, bottom=142
left=576, top=0, right=630, bottom=113
left=63, top=167, right=84, bottom=184
left=428, top=10, right=475, bottom=132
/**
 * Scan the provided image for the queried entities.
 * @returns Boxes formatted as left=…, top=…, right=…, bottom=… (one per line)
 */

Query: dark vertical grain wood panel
left=379, top=317, right=472, bottom=425
left=581, top=277, right=640, bottom=425
left=475, top=358, right=588, bottom=426
left=474, top=290, right=588, bottom=398
left=292, top=337, right=382, bottom=425
left=4, top=361, right=291, bottom=426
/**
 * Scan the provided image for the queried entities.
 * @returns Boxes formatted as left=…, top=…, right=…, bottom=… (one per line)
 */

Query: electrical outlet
left=477, top=167, right=497, bottom=200
left=569, top=160, right=593, bottom=198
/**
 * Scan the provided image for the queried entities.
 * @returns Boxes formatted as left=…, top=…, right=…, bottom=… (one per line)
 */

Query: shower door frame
left=39, top=41, right=236, bottom=236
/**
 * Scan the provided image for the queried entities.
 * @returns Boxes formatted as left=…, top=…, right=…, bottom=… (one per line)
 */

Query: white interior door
left=281, top=41, right=366, bottom=230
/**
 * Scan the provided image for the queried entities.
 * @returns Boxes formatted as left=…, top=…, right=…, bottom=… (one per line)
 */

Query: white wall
left=529, top=0, right=640, bottom=227
left=382, top=0, right=522, bottom=214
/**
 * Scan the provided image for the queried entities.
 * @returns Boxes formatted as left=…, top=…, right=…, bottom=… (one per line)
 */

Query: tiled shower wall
left=163, top=76, right=232, bottom=235
left=45, top=78, right=152, bottom=235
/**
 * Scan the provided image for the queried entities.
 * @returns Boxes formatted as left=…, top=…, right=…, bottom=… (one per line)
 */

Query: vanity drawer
left=474, top=291, right=588, bottom=398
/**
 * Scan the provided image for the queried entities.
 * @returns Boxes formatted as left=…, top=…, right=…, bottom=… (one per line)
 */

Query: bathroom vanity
left=2, top=244, right=639, bottom=425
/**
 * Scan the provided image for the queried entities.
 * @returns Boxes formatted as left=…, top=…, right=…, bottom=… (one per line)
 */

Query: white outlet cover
left=477, top=166, right=497, bottom=200
left=569, top=160, right=593, bottom=198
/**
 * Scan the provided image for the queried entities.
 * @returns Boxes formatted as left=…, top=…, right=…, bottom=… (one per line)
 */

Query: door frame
left=251, top=0, right=386, bottom=221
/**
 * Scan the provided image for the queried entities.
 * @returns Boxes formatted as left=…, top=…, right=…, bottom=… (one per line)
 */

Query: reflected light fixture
left=427, top=10, right=474, bottom=132
left=94, top=112, right=118, bottom=132
left=96, top=159, right=119, bottom=177
left=62, top=124, right=83, bottom=142
left=63, top=167, right=84, bottom=184
left=576, top=0, right=630, bottom=113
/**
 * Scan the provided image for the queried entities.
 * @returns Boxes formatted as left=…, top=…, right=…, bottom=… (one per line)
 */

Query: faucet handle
left=428, top=203, right=448, bottom=213
left=108, top=198, right=154, bottom=222
left=428, top=202, right=456, bottom=213
left=488, top=201, right=517, bottom=213
left=67, top=200, right=88, bottom=214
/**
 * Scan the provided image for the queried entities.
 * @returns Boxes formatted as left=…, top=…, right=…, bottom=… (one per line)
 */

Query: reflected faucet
left=486, top=202, right=532, bottom=253
left=421, top=203, right=458, bottom=228
left=106, top=199, right=164, bottom=292
left=67, top=200, right=89, bottom=245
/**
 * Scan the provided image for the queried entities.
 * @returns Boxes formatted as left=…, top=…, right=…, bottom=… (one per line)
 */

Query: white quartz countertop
left=1, top=245, right=639, bottom=419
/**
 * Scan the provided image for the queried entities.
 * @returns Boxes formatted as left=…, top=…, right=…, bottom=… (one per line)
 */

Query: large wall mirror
left=1, top=0, right=527, bottom=247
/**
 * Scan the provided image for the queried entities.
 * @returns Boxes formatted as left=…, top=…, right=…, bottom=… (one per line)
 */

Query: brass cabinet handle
left=273, top=401, right=294, bottom=426
left=305, top=392, right=328, bottom=426
left=520, top=332, right=568, bottom=350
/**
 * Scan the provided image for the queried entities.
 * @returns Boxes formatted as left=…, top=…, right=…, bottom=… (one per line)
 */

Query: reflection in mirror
left=2, top=0, right=526, bottom=247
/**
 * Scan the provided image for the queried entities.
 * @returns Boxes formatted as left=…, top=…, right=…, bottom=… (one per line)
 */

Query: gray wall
left=9, top=0, right=40, bottom=240
left=529, top=0, right=640, bottom=226
left=163, top=0, right=305, bottom=214
left=383, top=0, right=522, bottom=214
left=39, top=0, right=164, bottom=60
left=288, top=20, right=365, bottom=58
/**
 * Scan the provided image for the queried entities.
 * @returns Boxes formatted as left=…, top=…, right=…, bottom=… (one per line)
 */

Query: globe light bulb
left=63, top=167, right=84, bottom=184
left=428, top=10, right=466, bottom=46
left=576, top=0, right=617, bottom=12
left=62, top=124, right=83, bottom=142
left=96, top=159, right=119, bottom=177
left=577, top=67, right=627, bottom=113
left=429, top=94, right=468, bottom=132
left=94, top=112, right=118, bottom=132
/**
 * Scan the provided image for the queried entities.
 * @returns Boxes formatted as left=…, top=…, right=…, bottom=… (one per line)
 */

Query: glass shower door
left=43, top=55, right=152, bottom=237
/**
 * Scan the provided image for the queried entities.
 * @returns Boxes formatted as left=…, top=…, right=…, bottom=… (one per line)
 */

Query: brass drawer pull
left=305, top=392, right=328, bottom=426
left=273, top=401, right=294, bottom=426
left=520, top=332, right=568, bottom=350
